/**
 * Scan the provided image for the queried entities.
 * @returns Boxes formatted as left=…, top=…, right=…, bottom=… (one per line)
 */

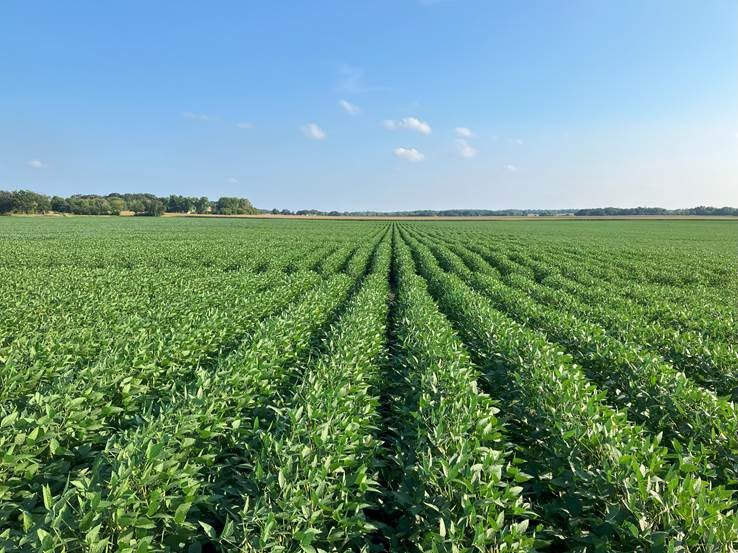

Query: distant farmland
left=0, top=216, right=736, bottom=551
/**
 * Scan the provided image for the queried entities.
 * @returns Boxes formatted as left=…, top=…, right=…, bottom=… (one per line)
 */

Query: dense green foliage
left=0, top=191, right=257, bottom=216
left=1, top=189, right=736, bottom=217
left=0, top=216, right=736, bottom=552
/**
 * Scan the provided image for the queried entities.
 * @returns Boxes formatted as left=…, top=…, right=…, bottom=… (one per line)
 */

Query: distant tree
left=280, top=209, right=292, bottom=215
left=215, top=197, right=239, bottom=215
left=108, top=197, right=126, bottom=214
left=166, top=194, right=196, bottom=213
left=140, top=198, right=165, bottom=216
left=126, top=199, right=144, bottom=213
left=50, top=196, right=69, bottom=213
left=96, top=197, right=113, bottom=214
left=0, top=191, right=15, bottom=214
left=194, top=196, right=210, bottom=214
left=271, top=208, right=280, bottom=214
left=214, top=197, right=258, bottom=215
left=10, top=190, right=51, bottom=213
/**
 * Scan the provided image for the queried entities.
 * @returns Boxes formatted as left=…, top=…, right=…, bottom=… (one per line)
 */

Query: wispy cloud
left=336, top=63, right=365, bottom=93
left=455, top=139, right=477, bottom=158
left=182, top=111, right=210, bottom=121
left=394, top=147, right=425, bottom=162
left=338, top=99, right=361, bottom=115
left=236, top=122, right=254, bottom=129
left=455, top=127, right=473, bottom=138
left=383, top=117, right=432, bottom=135
left=27, top=159, right=44, bottom=168
left=300, top=123, right=326, bottom=140
left=226, top=177, right=239, bottom=184
left=508, top=137, right=524, bottom=145
left=505, top=164, right=517, bottom=172
left=335, top=63, right=389, bottom=93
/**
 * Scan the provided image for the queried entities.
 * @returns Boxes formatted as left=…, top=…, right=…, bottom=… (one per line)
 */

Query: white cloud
left=383, top=117, right=431, bottom=135
left=505, top=164, right=517, bottom=172
left=300, top=123, right=326, bottom=140
left=236, top=122, right=254, bottom=129
left=455, top=127, right=473, bottom=138
left=405, top=117, right=431, bottom=134
left=27, top=159, right=44, bottom=168
left=182, top=111, right=210, bottom=121
left=226, top=177, right=239, bottom=184
left=508, top=137, right=524, bottom=145
left=339, top=99, right=361, bottom=115
left=394, top=147, right=425, bottom=162
left=455, top=139, right=477, bottom=158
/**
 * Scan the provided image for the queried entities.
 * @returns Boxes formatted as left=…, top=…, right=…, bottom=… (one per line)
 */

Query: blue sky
left=1, top=1, right=736, bottom=210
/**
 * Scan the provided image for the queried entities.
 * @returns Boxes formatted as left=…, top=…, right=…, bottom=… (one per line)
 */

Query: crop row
left=407, top=227, right=738, bottom=487
left=0, top=226, right=388, bottom=551
left=232, top=232, right=392, bottom=551
left=416, top=226, right=735, bottom=341
left=400, top=227, right=738, bottom=551
left=384, top=228, right=534, bottom=551
left=422, top=230, right=738, bottom=398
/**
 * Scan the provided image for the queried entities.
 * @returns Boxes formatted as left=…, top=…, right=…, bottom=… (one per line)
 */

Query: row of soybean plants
left=1, top=268, right=287, bottom=401
left=411, top=222, right=734, bottom=353
left=0, top=217, right=389, bottom=272
left=0, top=220, right=376, bottom=388
left=496, top=239, right=737, bottom=343
left=406, top=226, right=738, bottom=490
left=0, top=239, right=349, bottom=401
left=0, top=226, right=387, bottom=549
left=416, top=225, right=735, bottom=337
left=421, top=230, right=738, bottom=399
left=419, top=223, right=736, bottom=359
left=433, top=221, right=733, bottom=309
left=0, top=271, right=320, bottom=536
left=380, top=227, right=534, bottom=551
left=79, top=228, right=386, bottom=552
left=495, top=244, right=738, bottom=396
left=399, top=226, right=738, bottom=551
left=421, top=221, right=731, bottom=288
left=441, top=226, right=738, bottom=405
left=230, top=231, right=393, bottom=552
left=0, top=223, right=384, bottom=408
left=528, top=223, right=732, bottom=287
left=230, top=226, right=534, bottom=552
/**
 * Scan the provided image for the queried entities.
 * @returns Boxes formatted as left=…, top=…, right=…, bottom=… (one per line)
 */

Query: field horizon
left=5, top=211, right=738, bottom=221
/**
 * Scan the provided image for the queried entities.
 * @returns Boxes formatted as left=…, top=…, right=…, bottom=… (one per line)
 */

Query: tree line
left=572, top=206, right=738, bottom=216
left=1, top=189, right=735, bottom=217
left=269, top=207, right=738, bottom=217
left=0, top=190, right=258, bottom=216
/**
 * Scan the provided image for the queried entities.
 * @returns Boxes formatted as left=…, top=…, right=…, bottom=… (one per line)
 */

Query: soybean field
left=1, top=216, right=737, bottom=552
